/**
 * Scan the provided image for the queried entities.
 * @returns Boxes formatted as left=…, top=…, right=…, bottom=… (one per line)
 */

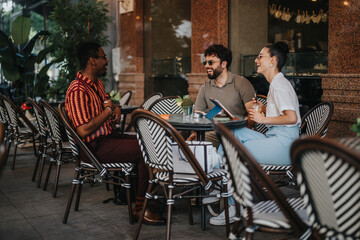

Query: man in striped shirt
left=65, top=42, right=165, bottom=225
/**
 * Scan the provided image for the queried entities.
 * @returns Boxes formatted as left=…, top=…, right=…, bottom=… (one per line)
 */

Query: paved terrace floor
left=0, top=145, right=300, bottom=240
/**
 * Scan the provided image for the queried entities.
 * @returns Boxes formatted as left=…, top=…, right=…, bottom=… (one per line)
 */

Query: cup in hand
left=251, top=102, right=262, bottom=113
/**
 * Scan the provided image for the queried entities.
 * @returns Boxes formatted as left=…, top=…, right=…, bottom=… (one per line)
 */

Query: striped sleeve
left=66, top=82, right=90, bottom=128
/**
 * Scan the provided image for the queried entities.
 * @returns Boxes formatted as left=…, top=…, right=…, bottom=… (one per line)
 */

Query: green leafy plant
left=351, top=118, right=360, bottom=136
left=47, top=0, right=111, bottom=100
left=0, top=15, right=55, bottom=104
left=176, top=95, right=194, bottom=109
left=109, top=90, right=121, bottom=103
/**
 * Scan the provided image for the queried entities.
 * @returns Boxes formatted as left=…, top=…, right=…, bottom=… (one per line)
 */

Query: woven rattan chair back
left=140, top=92, right=163, bottom=110
left=300, top=101, right=334, bottom=137
left=291, top=136, right=360, bottom=239
left=59, top=102, right=134, bottom=225
left=213, top=121, right=309, bottom=239
left=254, top=94, right=269, bottom=134
left=148, top=96, right=183, bottom=115
left=132, top=109, right=229, bottom=239
left=0, top=95, right=38, bottom=169
left=119, top=90, right=132, bottom=106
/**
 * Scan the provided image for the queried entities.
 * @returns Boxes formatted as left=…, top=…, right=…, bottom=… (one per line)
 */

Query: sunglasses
left=95, top=55, right=107, bottom=60
left=202, top=60, right=220, bottom=66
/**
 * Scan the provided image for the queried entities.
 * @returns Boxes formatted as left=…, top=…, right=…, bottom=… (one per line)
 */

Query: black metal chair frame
left=291, top=136, right=360, bottom=240
left=40, top=100, right=74, bottom=197
left=0, top=95, right=38, bottom=169
left=132, top=109, right=230, bottom=240
left=213, top=121, right=310, bottom=240
left=58, top=103, right=135, bottom=225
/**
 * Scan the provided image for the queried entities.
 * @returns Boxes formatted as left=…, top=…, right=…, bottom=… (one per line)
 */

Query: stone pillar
left=187, top=0, right=228, bottom=102
left=116, top=0, right=145, bottom=106
left=322, top=0, right=360, bottom=137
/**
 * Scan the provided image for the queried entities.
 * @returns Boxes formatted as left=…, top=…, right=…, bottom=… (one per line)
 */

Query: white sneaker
left=202, top=190, right=220, bottom=204
left=209, top=205, right=237, bottom=226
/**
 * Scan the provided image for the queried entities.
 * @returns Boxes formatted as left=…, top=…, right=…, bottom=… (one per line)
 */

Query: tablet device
left=205, top=98, right=239, bottom=120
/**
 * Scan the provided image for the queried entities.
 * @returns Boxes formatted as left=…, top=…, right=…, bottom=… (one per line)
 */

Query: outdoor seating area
left=0, top=0, right=359, bottom=239
left=0, top=93, right=358, bottom=240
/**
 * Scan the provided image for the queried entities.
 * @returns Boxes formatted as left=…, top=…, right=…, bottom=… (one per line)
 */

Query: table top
left=167, top=113, right=247, bottom=131
left=120, top=105, right=138, bottom=114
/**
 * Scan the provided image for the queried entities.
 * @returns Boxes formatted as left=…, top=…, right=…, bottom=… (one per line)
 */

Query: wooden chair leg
left=134, top=182, right=153, bottom=240
left=223, top=182, right=230, bottom=236
left=32, top=144, right=43, bottom=181
left=187, top=198, right=194, bottom=225
left=74, top=182, right=83, bottom=211
left=11, top=142, right=18, bottom=170
left=200, top=187, right=206, bottom=230
left=63, top=167, right=81, bottom=224
left=125, top=175, right=134, bottom=224
left=53, top=162, right=61, bottom=198
left=43, top=161, right=53, bottom=191
left=37, top=150, right=47, bottom=188
left=166, top=187, right=174, bottom=240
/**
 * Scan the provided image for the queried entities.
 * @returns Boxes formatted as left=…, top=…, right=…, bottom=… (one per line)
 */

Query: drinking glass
left=183, top=105, right=193, bottom=119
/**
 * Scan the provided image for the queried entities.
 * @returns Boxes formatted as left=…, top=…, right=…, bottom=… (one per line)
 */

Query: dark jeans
left=81, top=132, right=148, bottom=197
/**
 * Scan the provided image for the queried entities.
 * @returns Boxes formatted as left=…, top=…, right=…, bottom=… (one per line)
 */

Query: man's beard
left=207, top=65, right=224, bottom=79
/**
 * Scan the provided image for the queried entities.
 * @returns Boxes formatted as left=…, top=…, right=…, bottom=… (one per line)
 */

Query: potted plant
left=176, top=95, right=194, bottom=118
left=46, top=0, right=111, bottom=100
left=351, top=118, right=360, bottom=136
left=0, top=14, right=56, bottom=105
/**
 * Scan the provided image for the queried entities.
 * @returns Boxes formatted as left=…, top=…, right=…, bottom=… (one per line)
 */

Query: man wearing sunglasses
left=189, top=44, right=255, bottom=226
left=189, top=44, right=255, bottom=144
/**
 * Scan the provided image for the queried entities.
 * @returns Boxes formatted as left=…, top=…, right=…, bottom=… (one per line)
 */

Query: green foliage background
left=47, top=0, right=111, bottom=99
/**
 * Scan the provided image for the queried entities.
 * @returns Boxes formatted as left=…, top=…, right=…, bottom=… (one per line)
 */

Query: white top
left=266, top=72, right=301, bottom=127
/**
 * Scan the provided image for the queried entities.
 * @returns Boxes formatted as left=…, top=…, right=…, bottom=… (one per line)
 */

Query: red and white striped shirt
left=65, top=72, right=112, bottom=142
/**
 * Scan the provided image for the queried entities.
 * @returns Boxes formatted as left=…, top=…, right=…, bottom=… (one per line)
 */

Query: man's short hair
left=204, top=44, right=232, bottom=69
left=77, top=41, right=101, bottom=70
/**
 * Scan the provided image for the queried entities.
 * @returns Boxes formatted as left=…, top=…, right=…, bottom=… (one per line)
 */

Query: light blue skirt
left=219, top=125, right=299, bottom=165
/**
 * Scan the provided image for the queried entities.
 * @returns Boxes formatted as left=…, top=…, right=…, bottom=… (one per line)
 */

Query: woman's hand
left=248, top=109, right=265, bottom=123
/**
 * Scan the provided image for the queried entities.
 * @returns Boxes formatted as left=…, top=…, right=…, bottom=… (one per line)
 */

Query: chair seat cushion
left=155, top=168, right=227, bottom=183
left=244, top=197, right=309, bottom=229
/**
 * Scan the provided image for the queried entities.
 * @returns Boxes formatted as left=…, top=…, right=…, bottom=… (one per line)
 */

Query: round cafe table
left=167, top=113, right=247, bottom=141
left=119, top=105, right=138, bottom=133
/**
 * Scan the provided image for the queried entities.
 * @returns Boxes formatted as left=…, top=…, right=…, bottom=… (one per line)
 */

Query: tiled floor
left=0, top=146, right=300, bottom=240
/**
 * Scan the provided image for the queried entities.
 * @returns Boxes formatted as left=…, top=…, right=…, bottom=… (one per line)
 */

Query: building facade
left=116, top=0, right=359, bottom=137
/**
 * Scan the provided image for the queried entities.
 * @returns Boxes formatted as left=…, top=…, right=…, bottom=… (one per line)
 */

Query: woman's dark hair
left=77, top=41, right=101, bottom=70
left=204, top=44, right=232, bottom=69
left=266, top=41, right=289, bottom=71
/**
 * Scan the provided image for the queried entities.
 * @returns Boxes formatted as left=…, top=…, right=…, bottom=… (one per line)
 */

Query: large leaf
left=23, top=31, right=50, bottom=56
left=11, top=15, right=31, bottom=45
left=0, top=30, right=17, bottom=65
left=36, top=45, right=54, bottom=64
left=0, top=61, right=20, bottom=82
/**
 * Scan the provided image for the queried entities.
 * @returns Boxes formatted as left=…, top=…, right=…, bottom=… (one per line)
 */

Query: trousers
left=219, top=125, right=299, bottom=165
left=81, top=132, right=148, bottom=197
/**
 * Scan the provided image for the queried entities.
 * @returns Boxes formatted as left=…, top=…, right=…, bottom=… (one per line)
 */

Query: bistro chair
left=40, top=100, right=74, bottom=197
left=291, top=136, right=360, bottom=240
left=28, top=97, right=53, bottom=186
left=119, top=90, right=132, bottom=106
left=0, top=95, right=38, bottom=169
left=125, top=92, right=163, bottom=132
left=213, top=121, right=310, bottom=240
left=0, top=95, right=14, bottom=165
left=261, top=101, right=334, bottom=185
left=253, top=94, right=268, bottom=134
left=148, top=96, right=183, bottom=115
left=132, top=109, right=230, bottom=240
left=58, top=103, right=135, bottom=224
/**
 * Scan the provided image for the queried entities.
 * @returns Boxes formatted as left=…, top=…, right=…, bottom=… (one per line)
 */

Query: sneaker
left=209, top=205, right=237, bottom=226
left=202, top=190, right=220, bottom=204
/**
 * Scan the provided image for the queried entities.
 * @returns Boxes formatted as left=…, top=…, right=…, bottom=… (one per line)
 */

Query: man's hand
left=111, top=106, right=121, bottom=123
left=186, top=131, right=197, bottom=141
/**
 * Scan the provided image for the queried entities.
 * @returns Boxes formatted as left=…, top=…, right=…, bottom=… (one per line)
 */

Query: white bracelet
left=105, top=106, right=112, bottom=114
